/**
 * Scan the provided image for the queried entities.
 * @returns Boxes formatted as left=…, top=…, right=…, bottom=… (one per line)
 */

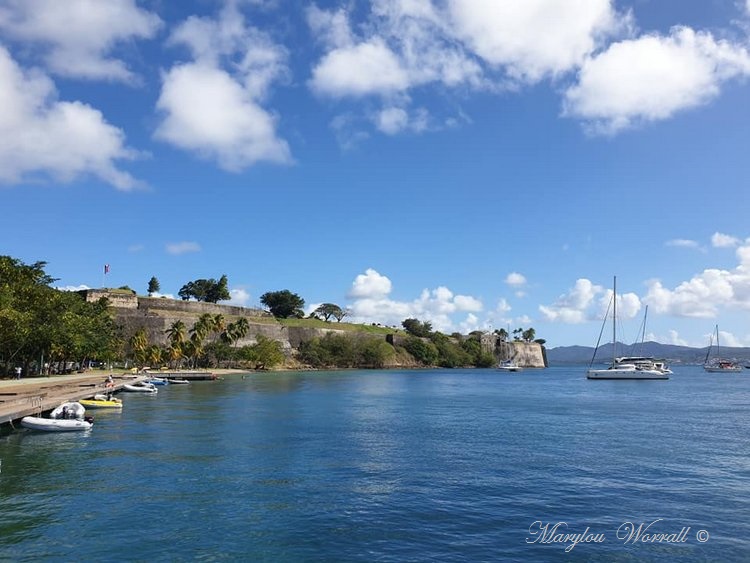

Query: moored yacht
left=586, top=277, right=669, bottom=381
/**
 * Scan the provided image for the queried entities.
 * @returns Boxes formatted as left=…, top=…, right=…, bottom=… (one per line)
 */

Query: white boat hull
left=587, top=367, right=669, bottom=380
left=20, top=416, right=93, bottom=432
left=123, top=383, right=158, bottom=393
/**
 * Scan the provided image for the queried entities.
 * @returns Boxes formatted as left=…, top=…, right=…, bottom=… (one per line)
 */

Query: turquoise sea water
left=1, top=366, right=749, bottom=562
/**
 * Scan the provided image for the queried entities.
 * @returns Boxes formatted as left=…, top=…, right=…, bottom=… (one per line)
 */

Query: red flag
left=104, top=264, right=110, bottom=274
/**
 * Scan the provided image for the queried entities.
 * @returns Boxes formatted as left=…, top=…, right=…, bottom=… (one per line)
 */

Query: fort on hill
left=80, top=289, right=547, bottom=368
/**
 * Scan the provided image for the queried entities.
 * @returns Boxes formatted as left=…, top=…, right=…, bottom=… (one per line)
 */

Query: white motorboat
left=123, top=381, right=158, bottom=393
left=21, top=416, right=93, bottom=432
left=587, top=277, right=669, bottom=381
left=497, top=360, right=522, bottom=372
left=50, top=402, right=86, bottom=420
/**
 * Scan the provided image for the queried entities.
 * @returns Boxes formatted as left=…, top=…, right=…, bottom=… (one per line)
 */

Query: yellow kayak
left=80, top=395, right=123, bottom=409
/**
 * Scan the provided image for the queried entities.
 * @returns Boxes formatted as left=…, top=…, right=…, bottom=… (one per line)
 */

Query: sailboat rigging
left=703, top=325, right=742, bottom=373
left=586, top=277, right=669, bottom=380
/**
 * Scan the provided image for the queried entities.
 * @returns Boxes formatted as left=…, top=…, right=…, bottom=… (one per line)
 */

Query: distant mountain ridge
left=547, top=341, right=750, bottom=365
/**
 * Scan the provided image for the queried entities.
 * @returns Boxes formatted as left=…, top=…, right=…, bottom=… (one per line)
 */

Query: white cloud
left=0, top=0, right=161, bottom=81
left=310, top=40, right=411, bottom=97
left=711, top=232, right=740, bottom=248
left=346, top=269, right=484, bottom=332
left=374, top=106, right=430, bottom=134
left=0, top=47, right=140, bottom=190
left=495, top=298, right=512, bottom=315
left=644, top=242, right=750, bottom=318
left=228, top=288, right=251, bottom=307
left=454, top=294, right=483, bottom=312
left=166, top=242, right=201, bottom=255
left=447, top=0, right=623, bottom=82
left=644, top=269, right=743, bottom=318
left=306, top=5, right=354, bottom=49
left=564, top=27, right=750, bottom=134
left=58, top=284, right=91, bottom=292
left=155, top=5, right=291, bottom=170
left=505, top=272, right=527, bottom=287
left=539, top=278, right=643, bottom=323
left=150, top=292, right=176, bottom=300
left=348, top=268, right=393, bottom=298
left=666, top=238, right=701, bottom=249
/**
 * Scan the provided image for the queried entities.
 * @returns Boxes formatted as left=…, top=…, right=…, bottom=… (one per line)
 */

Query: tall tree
left=147, top=276, right=160, bottom=296
left=178, top=275, right=230, bottom=303
left=402, top=318, right=433, bottom=337
left=312, top=303, right=346, bottom=322
left=260, top=290, right=305, bottom=318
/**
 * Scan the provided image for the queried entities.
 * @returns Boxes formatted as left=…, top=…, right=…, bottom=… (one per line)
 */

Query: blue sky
left=2, top=0, right=750, bottom=348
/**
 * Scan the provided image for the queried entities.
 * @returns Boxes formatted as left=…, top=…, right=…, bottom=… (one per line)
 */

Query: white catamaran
left=586, top=277, right=669, bottom=380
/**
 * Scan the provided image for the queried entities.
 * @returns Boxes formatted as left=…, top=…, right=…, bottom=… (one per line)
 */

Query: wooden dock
left=0, top=374, right=143, bottom=426
left=145, top=370, right=216, bottom=381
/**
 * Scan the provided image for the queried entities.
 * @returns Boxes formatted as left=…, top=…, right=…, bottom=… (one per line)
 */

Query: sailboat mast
left=716, top=324, right=720, bottom=358
left=612, top=276, right=617, bottom=365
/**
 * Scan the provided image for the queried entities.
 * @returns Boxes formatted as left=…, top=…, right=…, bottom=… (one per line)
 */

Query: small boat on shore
left=21, top=416, right=93, bottom=432
left=80, top=394, right=123, bottom=409
left=123, top=382, right=158, bottom=393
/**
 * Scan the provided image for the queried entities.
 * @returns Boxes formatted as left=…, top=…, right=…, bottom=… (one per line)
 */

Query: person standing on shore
left=14, top=367, right=21, bottom=379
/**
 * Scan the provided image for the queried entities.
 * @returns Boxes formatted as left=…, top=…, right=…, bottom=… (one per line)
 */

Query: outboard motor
left=84, top=416, right=94, bottom=425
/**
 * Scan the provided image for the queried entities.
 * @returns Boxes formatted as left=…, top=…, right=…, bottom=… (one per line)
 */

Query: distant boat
left=497, top=360, right=522, bottom=372
left=586, top=277, right=669, bottom=380
left=703, top=325, right=742, bottom=373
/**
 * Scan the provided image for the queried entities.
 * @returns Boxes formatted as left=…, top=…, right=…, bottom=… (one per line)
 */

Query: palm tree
left=167, top=344, right=184, bottom=369
left=165, top=320, right=187, bottom=348
left=212, top=314, right=226, bottom=343
left=129, top=329, right=149, bottom=367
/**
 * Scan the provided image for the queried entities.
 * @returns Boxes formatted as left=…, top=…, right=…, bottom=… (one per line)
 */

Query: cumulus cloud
left=539, top=278, right=641, bottom=324
left=0, top=0, right=161, bottom=81
left=227, top=288, right=251, bottom=307
left=539, top=278, right=601, bottom=323
left=505, top=272, right=527, bottom=287
left=0, top=47, right=140, bottom=189
left=310, top=39, right=411, bottom=97
left=564, top=27, right=750, bottom=134
left=165, top=241, right=201, bottom=255
left=447, top=0, right=623, bottom=82
left=155, top=4, right=291, bottom=170
left=346, top=268, right=484, bottom=332
left=711, top=232, right=740, bottom=248
left=643, top=256, right=750, bottom=317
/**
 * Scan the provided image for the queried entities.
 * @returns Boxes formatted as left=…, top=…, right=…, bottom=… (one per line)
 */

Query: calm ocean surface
left=1, top=366, right=749, bottom=562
